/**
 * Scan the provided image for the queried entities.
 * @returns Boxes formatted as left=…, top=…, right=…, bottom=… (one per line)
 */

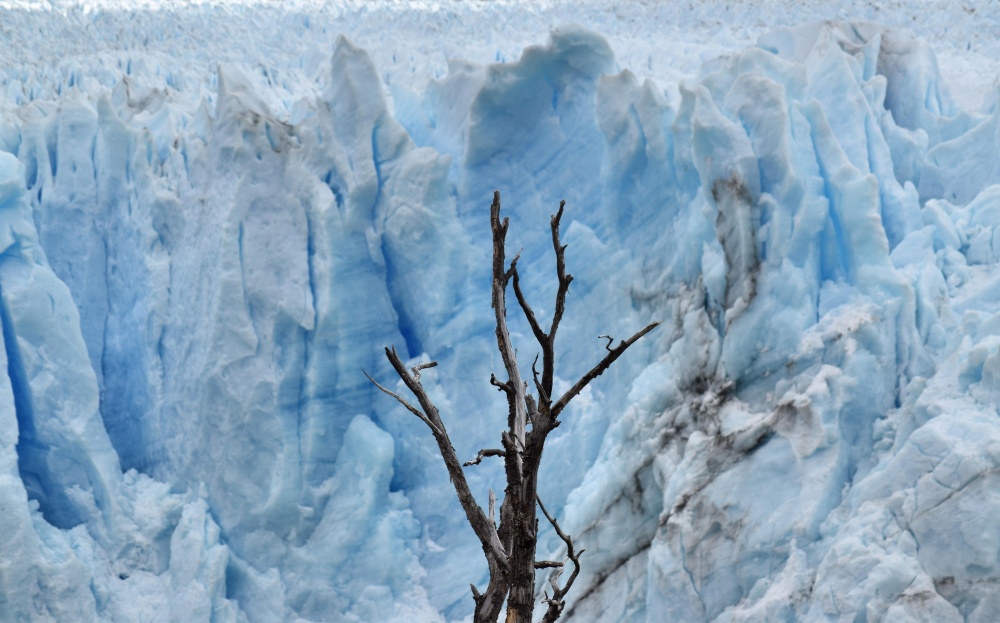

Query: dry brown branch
left=362, top=369, right=440, bottom=434
left=411, top=361, right=438, bottom=379
left=375, top=348, right=508, bottom=566
left=368, top=191, right=659, bottom=623
left=464, top=448, right=506, bottom=467
left=550, top=321, right=661, bottom=420
left=490, top=192, right=529, bottom=453
left=511, top=268, right=548, bottom=356
left=547, top=201, right=573, bottom=360
left=537, top=494, right=585, bottom=623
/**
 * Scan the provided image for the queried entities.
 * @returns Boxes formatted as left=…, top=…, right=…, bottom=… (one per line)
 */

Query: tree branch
left=411, top=361, right=438, bottom=379
left=511, top=266, right=548, bottom=355
left=531, top=355, right=550, bottom=407
left=545, top=201, right=573, bottom=396
left=550, top=321, right=661, bottom=420
left=464, top=448, right=506, bottom=467
left=363, top=368, right=440, bottom=434
left=535, top=560, right=563, bottom=569
left=490, top=190, right=528, bottom=453
left=370, top=192, right=660, bottom=623
left=548, top=201, right=572, bottom=339
left=537, top=495, right=585, bottom=623
left=511, top=200, right=575, bottom=428
left=490, top=373, right=513, bottom=395
left=377, top=346, right=509, bottom=575
left=505, top=250, right=522, bottom=281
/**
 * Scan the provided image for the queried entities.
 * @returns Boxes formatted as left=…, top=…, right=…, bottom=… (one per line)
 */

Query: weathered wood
left=367, top=191, right=660, bottom=623
left=464, top=448, right=506, bottom=467
left=537, top=494, right=584, bottom=623
left=490, top=191, right=528, bottom=456
left=379, top=347, right=509, bottom=570
left=550, top=320, right=661, bottom=420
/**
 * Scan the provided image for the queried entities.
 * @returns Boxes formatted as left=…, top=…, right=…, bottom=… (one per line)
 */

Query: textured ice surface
left=2, top=2, right=1000, bottom=621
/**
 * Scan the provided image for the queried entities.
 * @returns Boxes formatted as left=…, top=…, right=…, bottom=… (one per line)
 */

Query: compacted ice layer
left=1, top=6, right=1000, bottom=622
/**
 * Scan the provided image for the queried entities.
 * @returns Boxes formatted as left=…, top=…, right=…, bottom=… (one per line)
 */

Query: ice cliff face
left=2, top=5, right=1000, bottom=622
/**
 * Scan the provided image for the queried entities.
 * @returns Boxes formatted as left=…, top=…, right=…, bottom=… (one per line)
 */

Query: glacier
left=2, top=1, right=1000, bottom=621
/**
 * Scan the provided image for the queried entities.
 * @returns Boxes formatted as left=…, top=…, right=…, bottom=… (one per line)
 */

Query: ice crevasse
left=1, top=16, right=999, bottom=622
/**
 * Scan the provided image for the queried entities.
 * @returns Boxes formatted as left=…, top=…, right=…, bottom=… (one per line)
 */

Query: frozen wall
left=1, top=4, right=1000, bottom=622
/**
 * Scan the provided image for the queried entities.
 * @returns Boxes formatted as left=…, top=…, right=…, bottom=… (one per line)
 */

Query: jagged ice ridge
left=1, top=5, right=1000, bottom=622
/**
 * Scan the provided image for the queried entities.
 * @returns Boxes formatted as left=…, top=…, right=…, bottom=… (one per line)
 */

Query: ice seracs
left=1, top=6, right=1000, bottom=622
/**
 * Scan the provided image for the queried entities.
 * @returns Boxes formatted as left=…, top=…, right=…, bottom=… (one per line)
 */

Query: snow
left=2, top=1, right=1000, bottom=621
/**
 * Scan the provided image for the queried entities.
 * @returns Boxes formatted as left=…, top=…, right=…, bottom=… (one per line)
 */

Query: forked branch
left=551, top=320, right=661, bottom=420
left=366, top=347, right=509, bottom=575
left=537, top=494, right=584, bottom=623
left=362, top=369, right=440, bottom=434
left=512, top=268, right=547, bottom=355
left=369, top=191, right=661, bottom=623
left=508, top=200, right=574, bottom=410
left=490, top=191, right=528, bottom=449
left=548, top=201, right=573, bottom=357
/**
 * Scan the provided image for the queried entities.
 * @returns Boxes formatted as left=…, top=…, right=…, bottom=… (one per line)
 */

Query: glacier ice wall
left=2, top=7, right=1000, bottom=622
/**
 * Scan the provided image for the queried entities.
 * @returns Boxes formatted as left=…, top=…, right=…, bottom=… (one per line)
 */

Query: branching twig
left=490, top=191, right=528, bottom=449
left=512, top=267, right=548, bottom=355
left=377, top=345, right=511, bottom=622
left=370, top=192, right=660, bottom=623
left=551, top=321, right=661, bottom=420
left=505, top=250, right=523, bottom=281
left=464, top=448, right=506, bottom=467
left=509, top=200, right=574, bottom=419
left=537, top=495, right=585, bottom=623
left=411, top=360, right=438, bottom=380
left=548, top=201, right=573, bottom=351
left=530, top=355, right=550, bottom=408
left=535, top=560, right=564, bottom=569
left=597, top=335, right=614, bottom=351
left=363, top=369, right=440, bottom=434
left=490, top=373, right=513, bottom=395
left=375, top=347, right=509, bottom=569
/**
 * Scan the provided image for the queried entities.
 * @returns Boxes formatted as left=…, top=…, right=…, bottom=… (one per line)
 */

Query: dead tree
left=366, top=191, right=659, bottom=623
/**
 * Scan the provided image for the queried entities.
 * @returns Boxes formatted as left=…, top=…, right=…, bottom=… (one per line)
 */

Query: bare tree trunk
left=367, top=190, right=660, bottom=623
left=505, top=445, right=541, bottom=623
